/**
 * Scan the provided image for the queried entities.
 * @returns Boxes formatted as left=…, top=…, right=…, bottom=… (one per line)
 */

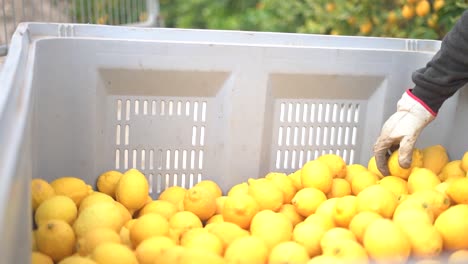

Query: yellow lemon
left=57, top=256, right=97, bottom=264
left=351, top=170, right=379, bottom=195
left=293, top=221, right=326, bottom=257
left=447, top=177, right=468, bottom=204
left=50, top=177, right=92, bottom=206
left=363, top=219, right=411, bottom=263
left=416, top=0, right=431, bottom=17
left=138, top=200, right=178, bottom=219
left=317, top=154, right=347, bottom=178
left=268, top=241, right=309, bottom=264
left=135, top=236, right=176, bottom=264
left=320, top=227, right=357, bottom=251
left=78, top=192, right=115, bottom=214
left=96, top=170, right=123, bottom=198
left=402, top=4, right=415, bottom=20
left=227, top=182, right=249, bottom=197
left=206, top=214, right=224, bottom=224
left=393, top=197, right=434, bottom=223
left=215, top=196, right=227, bottom=214
left=388, top=149, right=423, bottom=180
left=119, top=226, right=132, bottom=249
left=288, top=170, right=303, bottom=190
left=278, top=203, right=305, bottom=227
left=31, top=178, right=55, bottom=211
left=183, top=185, right=217, bottom=221
left=195, top=180, right=223, bottom=198
left=292, top=187, right=327, bottom=217
left=115, top=169, right=149, bottom=211
left=168, top=211, right=203, bottom=244
left=35, top=195, right=77, bottom=226
left=308, top=255, right=343, bottom=264
left=250, top=210, right=293, bottom=250
left=349, top=211, right=383, bottom=243
left=397, top=221, right=443, bottom=259
left=346, top=164, right=368, bottom=183
left=205, top=221, right=250, bottom=251
left=322, top=239, right=369, bottom=263
left=379, top=176, right=408, bottom=199
left=423, top=145, right=449, bottom=174
left=439, top=160, right=465, bottom=182
left=224, top=236, right=269, bottom=264
left=434, top=204, right=468, bottom=250
left=180, top=228, right=223, bottom=255
left=73, top=202, right=123, bottom=238
left=357, top=184, right=398, bottom=218
left=91, top=242, right=138, bottom=264
left=114, top=201, right=132, bottom=225
left=35, top=219, right=76, bottom=262
left=158, top=186, right=186, bottom=211
left=266, top=172, right=297, bottom=204
left=301, top=160, right=333, bottom=194
left=32, top=251, right=53, bottom=264
left=304, top=213, right=335, bottom=231
left=222, top=193, right=259, bottom=229
left=315, top=197, right=339, bottom=219
left=461, top=151, right=468, bottom=172
left=412, top=189, right=451, bottom=218
left=247, top=178, right=283, bottom=211
left=333, top=195, right=358, bottom=228
left=408, top=167, right=441, bottom=194
left=130, top=213, right=169, bottom=246
left=76, top=228, right=121, bottom=256
left=328, top=178, right=352, bottom=198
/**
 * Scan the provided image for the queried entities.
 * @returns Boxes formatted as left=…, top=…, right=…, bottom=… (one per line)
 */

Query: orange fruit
left=328, top=178, right=352, bottom=198
left=402, top=4, right=415, bottom=20
left=222, top=193, right=259, bottom=229
left=351, top=171, right=379, bottom=195
left=359, top=21, right=373, bottom=35
left=363, top=219, right=411, bottom=263
left=349, top=211, right=383, bottom=243
left=416, top=0, right=431, bottom=17
left=434, top=204, right=468, bottom=250
left=433, top=0, right=444, bottom=11
left=183, top=185, right=217, bottom=221
left=357, top=184, right=398, bottom=218
left=301, top=160, right=333, bottom=194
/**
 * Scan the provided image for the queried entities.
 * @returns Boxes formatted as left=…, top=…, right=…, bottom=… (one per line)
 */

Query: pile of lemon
left=31, top=144, right=468, bottom=264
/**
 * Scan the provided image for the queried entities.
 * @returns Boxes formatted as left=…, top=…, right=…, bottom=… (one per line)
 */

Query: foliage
left=159, top=0, right=468, bottom=40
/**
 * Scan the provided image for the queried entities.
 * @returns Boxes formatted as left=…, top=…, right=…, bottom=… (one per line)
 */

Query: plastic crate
left=1, top=22, right=468, bottom=263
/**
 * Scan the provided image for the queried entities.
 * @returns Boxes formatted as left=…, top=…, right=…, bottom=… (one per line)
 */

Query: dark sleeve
left=411, top=10, right=468, bottom=114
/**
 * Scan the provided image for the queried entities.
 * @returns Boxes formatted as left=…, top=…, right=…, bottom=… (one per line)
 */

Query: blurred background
left=1, top=0, right=467, bottom=57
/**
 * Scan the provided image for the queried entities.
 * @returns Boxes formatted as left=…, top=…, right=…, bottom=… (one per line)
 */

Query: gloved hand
left=373, top=90, right=436, bottom=176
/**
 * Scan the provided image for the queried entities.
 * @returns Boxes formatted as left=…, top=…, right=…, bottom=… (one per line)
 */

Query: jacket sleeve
left=411, top=10, right=468, bottom=114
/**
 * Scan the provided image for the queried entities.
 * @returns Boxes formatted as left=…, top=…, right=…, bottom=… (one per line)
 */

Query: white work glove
left=373, top=90, right=436, bottom=176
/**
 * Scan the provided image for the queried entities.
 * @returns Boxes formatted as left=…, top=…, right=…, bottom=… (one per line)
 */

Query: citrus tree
left=159, top=0, right=467, bottom=40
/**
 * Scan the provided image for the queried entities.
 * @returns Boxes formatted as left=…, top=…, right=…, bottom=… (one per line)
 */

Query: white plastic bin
left=1, top=22, right=468, bottom=263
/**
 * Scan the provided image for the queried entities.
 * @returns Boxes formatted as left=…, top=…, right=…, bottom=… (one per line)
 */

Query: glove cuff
left=397, top=90, right=437, bottom=121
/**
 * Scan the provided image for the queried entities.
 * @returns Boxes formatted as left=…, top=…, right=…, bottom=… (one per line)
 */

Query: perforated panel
left=112, top=96, right=208, bottom=195
left=272, top=100, right=364, bottom=173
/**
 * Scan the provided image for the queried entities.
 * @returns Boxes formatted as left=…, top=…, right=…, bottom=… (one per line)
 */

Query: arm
left=373, top=10, right=468, bottom=176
